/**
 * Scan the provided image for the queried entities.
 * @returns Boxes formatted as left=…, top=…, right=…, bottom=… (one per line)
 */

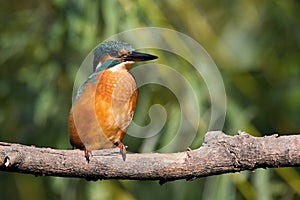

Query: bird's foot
left=84, top=149, right=91, bottom=163
left=115, top=142, right=127, bottom=161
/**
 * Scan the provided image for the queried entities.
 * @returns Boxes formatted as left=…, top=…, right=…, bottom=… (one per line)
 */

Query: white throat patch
left=108, top=61, right=134, bottom=72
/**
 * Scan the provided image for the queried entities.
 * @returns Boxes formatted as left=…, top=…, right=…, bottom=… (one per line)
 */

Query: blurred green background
left=1, top=0, right=300, bottom=199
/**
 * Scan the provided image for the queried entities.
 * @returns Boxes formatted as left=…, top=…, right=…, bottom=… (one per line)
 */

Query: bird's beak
left=123, top=51, right=158, bottom=62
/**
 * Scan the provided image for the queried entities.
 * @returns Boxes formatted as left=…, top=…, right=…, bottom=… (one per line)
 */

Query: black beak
left=123, top=51, right=158, bottom=62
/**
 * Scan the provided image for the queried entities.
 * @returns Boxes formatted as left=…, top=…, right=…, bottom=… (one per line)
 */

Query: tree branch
left=1, top=131, right=300, bottom=183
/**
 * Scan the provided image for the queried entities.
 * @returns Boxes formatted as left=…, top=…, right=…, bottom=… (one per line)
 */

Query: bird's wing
left=74, top=72, right=99, bottom=103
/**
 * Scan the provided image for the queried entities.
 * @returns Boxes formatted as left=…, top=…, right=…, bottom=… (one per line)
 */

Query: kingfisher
left=69, top=41, right=158, bottom=161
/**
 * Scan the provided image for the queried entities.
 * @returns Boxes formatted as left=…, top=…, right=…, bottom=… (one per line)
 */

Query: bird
left=69, top=41, right=158, bottom=161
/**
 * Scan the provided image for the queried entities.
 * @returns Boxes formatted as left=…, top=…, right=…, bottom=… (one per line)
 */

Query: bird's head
left=93, top=41, right=158, bottom=72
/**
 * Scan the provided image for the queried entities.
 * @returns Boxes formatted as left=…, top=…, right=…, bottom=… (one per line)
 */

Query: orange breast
left=69, top=69, right=138, bottom=150
left=95, top=70, right=138, bottom=144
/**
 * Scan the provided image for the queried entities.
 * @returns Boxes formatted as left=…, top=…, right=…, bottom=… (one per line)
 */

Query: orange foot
left=115, top=142, right=127, bottom=161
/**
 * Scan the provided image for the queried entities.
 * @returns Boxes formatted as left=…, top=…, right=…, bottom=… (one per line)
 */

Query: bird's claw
left=116, top=142, right=127, bottom=161
left=84, top=149, right=91, bottom=163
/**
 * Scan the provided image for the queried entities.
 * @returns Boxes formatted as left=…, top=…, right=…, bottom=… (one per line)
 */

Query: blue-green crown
left=93, top=41, right=135, bottom=71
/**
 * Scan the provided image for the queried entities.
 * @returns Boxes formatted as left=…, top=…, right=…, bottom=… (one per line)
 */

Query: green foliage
left=1, top=0, right=300, bottom=199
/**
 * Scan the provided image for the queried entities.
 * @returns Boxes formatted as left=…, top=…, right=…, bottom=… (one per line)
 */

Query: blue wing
left=74, top=72, right=99, bottom=103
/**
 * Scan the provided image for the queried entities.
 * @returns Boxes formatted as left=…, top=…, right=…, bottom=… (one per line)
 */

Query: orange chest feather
left=96, top=70, right=138, bottom=105
left=95, top=70, right=138, bottom=138
left=70, top=68, right=138, bottom=149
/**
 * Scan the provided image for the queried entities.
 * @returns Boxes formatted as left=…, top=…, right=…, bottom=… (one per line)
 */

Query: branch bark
left=1, top=131, right=300, bottom=183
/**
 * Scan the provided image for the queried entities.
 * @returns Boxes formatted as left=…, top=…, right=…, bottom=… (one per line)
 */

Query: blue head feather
left=93, top=41, right=135, bottom=71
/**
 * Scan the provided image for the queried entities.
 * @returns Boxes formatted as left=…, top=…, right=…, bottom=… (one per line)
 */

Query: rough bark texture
left=1, top=131, right=300, bottom=183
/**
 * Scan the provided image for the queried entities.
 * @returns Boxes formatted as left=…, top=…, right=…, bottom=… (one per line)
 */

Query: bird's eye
left=121, top=52, right=132, bottom=61
left=118, top=50, right=130, bottom=58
